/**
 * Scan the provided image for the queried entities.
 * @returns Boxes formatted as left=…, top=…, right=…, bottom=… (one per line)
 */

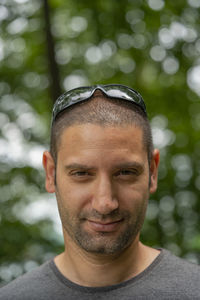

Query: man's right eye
left=70, top=171, right=91, bottom=178
left=70, top=171, right=90, bottom=177
left=69, top=170, right=94, bottom=182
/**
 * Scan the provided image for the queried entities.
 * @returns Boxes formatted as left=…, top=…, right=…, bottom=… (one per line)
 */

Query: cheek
left=117, top=181, right=149, bottom=208
left=120, top=173, right=149, bottom=193
left=56, top=179, right=93, bottom=213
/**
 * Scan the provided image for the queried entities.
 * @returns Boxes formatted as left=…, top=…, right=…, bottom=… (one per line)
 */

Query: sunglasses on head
left=52, top=84, right=147, bottom=125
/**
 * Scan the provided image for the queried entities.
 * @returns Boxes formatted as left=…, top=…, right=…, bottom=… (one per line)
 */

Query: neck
left=54, top=236, right=160, bottom=287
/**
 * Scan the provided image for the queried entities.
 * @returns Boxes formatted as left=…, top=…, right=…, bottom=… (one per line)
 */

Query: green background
left=0, top=0, right=200, bottom=285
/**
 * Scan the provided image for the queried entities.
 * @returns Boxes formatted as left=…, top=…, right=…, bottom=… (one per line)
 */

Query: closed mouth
left=86, top=219, right=124, bottom=232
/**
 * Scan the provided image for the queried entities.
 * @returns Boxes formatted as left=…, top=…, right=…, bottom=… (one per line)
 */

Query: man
left=1, top=84, right=199, bottom=299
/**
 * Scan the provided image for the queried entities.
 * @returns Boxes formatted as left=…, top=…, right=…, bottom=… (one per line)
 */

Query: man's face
left=43, top=124, right=159, bottom=255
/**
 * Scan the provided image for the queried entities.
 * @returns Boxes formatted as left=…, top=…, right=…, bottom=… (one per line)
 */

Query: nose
left=91, top=175, right=119, bottom=215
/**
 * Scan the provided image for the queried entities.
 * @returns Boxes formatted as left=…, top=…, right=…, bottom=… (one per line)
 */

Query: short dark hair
left=50, top=91, right=153, bottom=164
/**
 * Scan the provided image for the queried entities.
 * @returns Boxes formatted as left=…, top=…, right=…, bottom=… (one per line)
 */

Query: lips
left=87, top=219, right=123, bottom=232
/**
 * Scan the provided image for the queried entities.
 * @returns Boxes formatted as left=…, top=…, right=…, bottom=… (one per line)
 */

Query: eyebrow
left=114, top=162, right=144, bottom=172
left=65, top=163, right=94, bottom=170
left=65, top=162, right=144, bottom=171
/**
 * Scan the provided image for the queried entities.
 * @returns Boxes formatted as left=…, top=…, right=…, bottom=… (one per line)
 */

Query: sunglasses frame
left=52, top=84, right=147, bottom=125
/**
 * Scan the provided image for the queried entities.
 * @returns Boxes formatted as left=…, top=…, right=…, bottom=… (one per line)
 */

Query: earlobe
left=149, top=149, right=160, bottom=194
left=43, top=151, right=56, bottom=193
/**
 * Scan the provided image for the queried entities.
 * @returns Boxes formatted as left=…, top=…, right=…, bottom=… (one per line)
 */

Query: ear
left=149, top=149, right=160, bottom=194
left=43, top=151, right=56, bottom=193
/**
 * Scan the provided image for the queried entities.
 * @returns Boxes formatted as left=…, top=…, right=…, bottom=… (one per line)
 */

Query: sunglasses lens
left=102, top=85, right=146, bottom=112
left=53, top=87, right=94, bottom=120
left=103, top=86, right=138, bottom=101
left=68, top=89, right=93, bottom=103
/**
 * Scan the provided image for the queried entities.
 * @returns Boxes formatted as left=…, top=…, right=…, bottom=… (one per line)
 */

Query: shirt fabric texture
left=0, top=249, right=200, bottom=300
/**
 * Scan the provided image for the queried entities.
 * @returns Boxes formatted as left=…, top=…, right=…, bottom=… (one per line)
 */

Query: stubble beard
left=56, top=190, right=148, bottom=255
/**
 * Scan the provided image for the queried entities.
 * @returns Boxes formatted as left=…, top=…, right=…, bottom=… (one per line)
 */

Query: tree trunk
left=43, top=0, right=62, bottom=103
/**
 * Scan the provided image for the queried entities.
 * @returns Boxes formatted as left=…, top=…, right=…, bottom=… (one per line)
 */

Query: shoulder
left=158, top=249, right=200, bottom=276
left=0, top=260, right=56, bottom=300
left=148, top=249, right=200, bottom=297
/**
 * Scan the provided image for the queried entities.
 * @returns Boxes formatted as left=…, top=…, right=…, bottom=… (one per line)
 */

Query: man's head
left=43, top=84, right=160, bottom=256
left=49, top=84, right=153, bottom=166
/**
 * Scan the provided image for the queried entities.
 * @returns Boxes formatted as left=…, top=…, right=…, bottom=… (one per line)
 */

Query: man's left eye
left=117, top=170, right=137, bottom=176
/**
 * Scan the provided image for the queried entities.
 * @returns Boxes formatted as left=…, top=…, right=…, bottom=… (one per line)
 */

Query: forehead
left=57, top=124, right=146, bottom=162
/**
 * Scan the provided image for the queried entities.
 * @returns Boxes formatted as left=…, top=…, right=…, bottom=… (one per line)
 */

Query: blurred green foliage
left=0, top=0, right=200, bottom=285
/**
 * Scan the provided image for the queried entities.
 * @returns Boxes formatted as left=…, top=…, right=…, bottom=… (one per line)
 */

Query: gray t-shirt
left=0, top=249, right=200, bottom=299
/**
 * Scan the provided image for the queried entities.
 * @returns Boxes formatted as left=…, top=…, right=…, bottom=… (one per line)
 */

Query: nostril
left=92, top=196, right=119, bottom=215
left=92, top=177, right=118, bottom=214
